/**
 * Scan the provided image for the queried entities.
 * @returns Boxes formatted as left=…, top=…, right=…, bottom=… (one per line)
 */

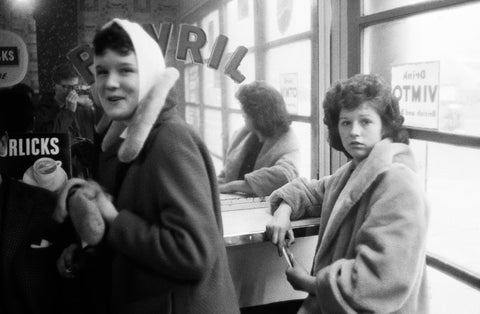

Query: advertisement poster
left=279, top=72, right=299, bottom=115
left=0, top=133, right=71, bottom=180
left=391, top=61, right=440, bottom=130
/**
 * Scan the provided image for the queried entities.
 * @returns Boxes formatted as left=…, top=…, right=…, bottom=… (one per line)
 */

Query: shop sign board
left=0, top=30, right=29, bottom=88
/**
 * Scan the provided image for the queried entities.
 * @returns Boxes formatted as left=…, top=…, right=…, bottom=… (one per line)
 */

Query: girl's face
left=94, top=49, right=139, bottom=121
left=338, top=102, right=384, bottom=164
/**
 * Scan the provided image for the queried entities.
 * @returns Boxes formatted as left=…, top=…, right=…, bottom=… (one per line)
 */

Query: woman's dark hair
left=323, top=74, right=409, bottom=156
left=236, top=81, right=291, bottom=137
left=93, top=22, right=134, bottom=56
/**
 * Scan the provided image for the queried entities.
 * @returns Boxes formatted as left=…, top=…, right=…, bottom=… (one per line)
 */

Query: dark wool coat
left=98, top=103, right=239, bottom=314
left=0, top=175, right=72, bottom=314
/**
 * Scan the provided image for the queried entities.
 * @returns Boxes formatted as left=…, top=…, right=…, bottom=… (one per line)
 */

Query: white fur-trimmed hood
left=98, top=18, right=179, bottom=163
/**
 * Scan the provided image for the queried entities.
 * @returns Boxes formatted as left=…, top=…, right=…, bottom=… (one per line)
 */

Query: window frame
left=179, top=0, right=321, bottom=179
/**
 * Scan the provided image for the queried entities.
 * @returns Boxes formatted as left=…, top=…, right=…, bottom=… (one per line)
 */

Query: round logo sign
left=0, top=30, right=29, bottom=88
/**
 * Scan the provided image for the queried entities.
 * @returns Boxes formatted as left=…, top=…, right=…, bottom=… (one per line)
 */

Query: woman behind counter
left=218, top=81, right=300, bottom=196
left=266, top=74, right=429, bottom=314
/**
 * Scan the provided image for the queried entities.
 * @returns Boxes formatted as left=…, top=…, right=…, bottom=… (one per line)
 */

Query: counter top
left=220, top=193, right=320, bottom=246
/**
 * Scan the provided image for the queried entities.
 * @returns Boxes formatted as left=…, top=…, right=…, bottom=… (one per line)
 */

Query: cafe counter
left=221, top=194, right=320, bottom=307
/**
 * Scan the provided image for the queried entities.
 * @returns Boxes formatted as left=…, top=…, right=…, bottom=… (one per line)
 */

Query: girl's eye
left=361, top=119, right=372, bottom=125
left=95, top=69, right=107, bottom=76
left=340, top=120, right=351, bottom=126
left=120, top=68, right=135, bottom=74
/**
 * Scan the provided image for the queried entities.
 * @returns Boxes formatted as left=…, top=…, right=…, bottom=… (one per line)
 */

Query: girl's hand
left=285, top=253, right=316, bottom=294
left=266, top=202, right=295, bottom=256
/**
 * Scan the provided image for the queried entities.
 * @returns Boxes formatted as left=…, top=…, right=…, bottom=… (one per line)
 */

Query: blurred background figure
left=218, top=81, right=300, bottom=197
left=35, top=62, right=99, bottom=178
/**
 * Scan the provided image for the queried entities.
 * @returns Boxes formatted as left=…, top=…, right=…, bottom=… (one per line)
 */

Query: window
left=181, top=0, right=319, bottom=179
left=347, top=0, right=480, bottom=310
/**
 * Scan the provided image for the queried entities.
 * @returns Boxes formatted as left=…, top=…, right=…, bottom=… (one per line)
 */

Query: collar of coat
left=317, top=138, right=417, bottom=253
left=101, top=67, right=179, bottom=163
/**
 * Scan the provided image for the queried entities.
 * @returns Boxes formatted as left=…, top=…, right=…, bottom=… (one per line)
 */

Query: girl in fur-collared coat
left=218, top=81, right=300, bottom=196
left=56, top=19, right=239, bottom=314
left=266, top=74, right=429, bottom=314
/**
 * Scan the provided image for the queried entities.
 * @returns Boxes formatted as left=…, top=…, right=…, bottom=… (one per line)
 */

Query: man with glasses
left=35, top=62, right=96, bottom=138
left=35, top=62, right=98, bottom=177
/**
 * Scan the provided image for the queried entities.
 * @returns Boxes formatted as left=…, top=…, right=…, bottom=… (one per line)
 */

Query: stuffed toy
left=53, top=178, right=110, bottom=246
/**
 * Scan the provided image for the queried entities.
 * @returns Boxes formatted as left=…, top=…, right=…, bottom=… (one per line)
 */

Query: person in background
left=35, top=62, right=99, bottom=178
left=57, top=18, right=239, bottom=314
left=266, top=74, right=429, bottom=314
left=218, top=81, right=300, bottom=197
left=35, top=62, right=96, bottom=139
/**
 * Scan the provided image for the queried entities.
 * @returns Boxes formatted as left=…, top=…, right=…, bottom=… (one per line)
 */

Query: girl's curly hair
left=236, top=81, right=291, bottom=138
left=323, top=74, right=408, bottom=157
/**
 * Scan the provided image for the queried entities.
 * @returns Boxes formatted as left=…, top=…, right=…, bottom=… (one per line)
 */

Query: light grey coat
left=218, top=126, right=300, bottom=196
left=270, top=139, right=429, bottom=314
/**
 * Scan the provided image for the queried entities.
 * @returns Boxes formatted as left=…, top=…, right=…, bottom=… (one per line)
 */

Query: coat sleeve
left=244, top=149, right=300, bottom=196
left=314, top=165, right=429, bottom=313
left=269, top=176, right=328, bottom=220
left=106, top=124, right=221, bottom=282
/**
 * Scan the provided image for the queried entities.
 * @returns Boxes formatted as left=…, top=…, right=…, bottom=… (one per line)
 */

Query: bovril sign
left=0, top=30, right=29, bottom=88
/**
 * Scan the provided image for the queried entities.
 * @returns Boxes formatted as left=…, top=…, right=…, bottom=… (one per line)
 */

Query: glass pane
left=201, top=10, right=222, bottom=107
left=225, top=0, right=254, bottom=52
left=200, top=10, right=220, bottom=60
left=185, top=105, right=201, bottom=133
left=228, top=112, right=245, bottom=144
left=265, top=0, right=311, bottom=42
left=291, top=121, right=311, bottom=178
left=410, top=139, right=480, bottom=274
left=363, top=2, right=480, bottom=136
left=184, top=65, right=200, bottom=104
left=225, top=52, right=256, bottom=110
left=266, top=40, right=311, bottom=116
left=428, top=267, right=480, bottom=314
left=202, top=67, right=222, bottom=106
left=363, top=0, right=440, bottom=15
left=204, top=109, right=223, bottom=173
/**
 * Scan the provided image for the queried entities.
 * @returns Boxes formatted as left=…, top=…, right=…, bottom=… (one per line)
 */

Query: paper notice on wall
left=391, top=61, right=440, bottom=130
left=279, top=72, right=298, bottom=115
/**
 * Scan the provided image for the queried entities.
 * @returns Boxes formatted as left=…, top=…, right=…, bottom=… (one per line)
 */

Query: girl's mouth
left=107, top=96, right=123, bottom=102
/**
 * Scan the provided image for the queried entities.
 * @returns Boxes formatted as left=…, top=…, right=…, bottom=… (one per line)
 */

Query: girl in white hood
left=88, top=18, right=239, bottom=314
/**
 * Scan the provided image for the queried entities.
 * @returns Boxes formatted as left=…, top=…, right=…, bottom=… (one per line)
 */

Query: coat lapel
left=316, top=139, right=410, bottom=257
